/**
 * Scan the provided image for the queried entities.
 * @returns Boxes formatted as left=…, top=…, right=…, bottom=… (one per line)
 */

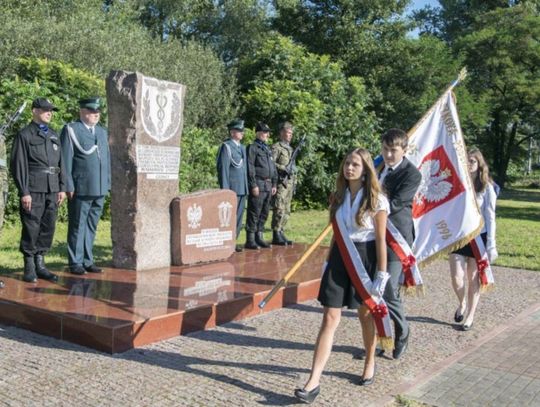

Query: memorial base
left=0, top=244, right=328, bottom=353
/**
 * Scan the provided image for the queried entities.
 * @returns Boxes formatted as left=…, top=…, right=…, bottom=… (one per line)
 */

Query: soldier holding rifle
left=271, top=121, right=305, bottom=246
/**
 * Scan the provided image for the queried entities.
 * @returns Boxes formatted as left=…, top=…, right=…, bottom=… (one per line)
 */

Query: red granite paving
left=0, top=244, right=328, bottom=353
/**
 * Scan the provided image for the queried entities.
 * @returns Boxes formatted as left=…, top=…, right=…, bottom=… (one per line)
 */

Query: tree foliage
left=0, top=0, right=236, bottom=129
left=240, top=35, right=378, bottom=206
left=456, top=4, right=540, bottom=186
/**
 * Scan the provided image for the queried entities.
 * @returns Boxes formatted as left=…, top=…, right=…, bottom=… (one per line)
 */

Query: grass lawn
left=1, top=188, right=538, bottom=275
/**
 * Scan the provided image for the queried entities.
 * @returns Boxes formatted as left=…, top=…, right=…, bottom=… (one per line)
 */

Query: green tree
left=0, top=0, right=236, bottom=129
left=456, top=4, right=540, bottom=186
left=272, top=0, right=460, bottom=130
left=240, top=35, right=378, bottom=206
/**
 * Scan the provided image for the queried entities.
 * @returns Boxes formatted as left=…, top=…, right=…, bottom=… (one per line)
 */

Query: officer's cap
left=227, top=119, right=245, bottom=131
left=255, top=122, right=271, bottom=133
left=279, top=121, right=294, bottom=131
left=32, top=98, right=58, bottom=112
left=79, top=97, right=101, bottom=111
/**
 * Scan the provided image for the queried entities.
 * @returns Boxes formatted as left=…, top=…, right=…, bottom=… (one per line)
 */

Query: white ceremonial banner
left=407, top=91, right=482, bottom=264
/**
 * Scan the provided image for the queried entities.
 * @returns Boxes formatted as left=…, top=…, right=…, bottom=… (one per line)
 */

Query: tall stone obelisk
left=106, top=71, right=186, bottom=270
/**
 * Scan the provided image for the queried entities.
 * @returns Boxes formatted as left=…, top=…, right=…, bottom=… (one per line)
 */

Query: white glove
left=370, top=271, right=390, bottom=298
left=321, top=261, right=328, bottom=276
left=487, top=247, right=498, bottom=263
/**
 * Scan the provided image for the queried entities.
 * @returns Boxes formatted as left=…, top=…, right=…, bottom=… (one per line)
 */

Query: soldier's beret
left=227, top=119, right=245, bottom=131
left=79, top=97, right=101, bottom=111
left=279, top=121, right=294, bottom=131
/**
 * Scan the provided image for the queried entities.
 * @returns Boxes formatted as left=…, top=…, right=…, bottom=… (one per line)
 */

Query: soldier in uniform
left=60, top=98, right=110, bottom=275
left=245, top=122, right=277, bottom=249
left=10, top=98, right=66, bottom=283
left=0, top=126, right=7, bottom=288
left=216, top=119, right=248, bottom=252
left=271, top=121, right=295, bottom=246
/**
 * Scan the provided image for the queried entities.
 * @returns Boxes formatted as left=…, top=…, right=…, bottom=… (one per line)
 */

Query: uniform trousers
left=67, top=195, right=105, bottom=267
left=246, top=180, right=272, bottom=233
left=235, top=194, right=246, bottom=238
left=19, top=192, right=58, bottom=256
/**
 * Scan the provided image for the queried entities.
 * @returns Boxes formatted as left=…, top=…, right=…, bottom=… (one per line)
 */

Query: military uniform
left=216, top=138, right=248, bottom=238
left=271, top=140, right=295, bottom=244
left=60, top=110, right=110, bottom=274
left=216, top=120, right=248, bottom=240
left=0, top=132, right=7, bottom=231
left=11, top=109, right=66, bottom=282
left=246, top=135, right=277, bottom=249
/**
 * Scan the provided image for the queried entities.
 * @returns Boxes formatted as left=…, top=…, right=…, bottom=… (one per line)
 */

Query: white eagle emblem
left=415, top=159, right=453, bottom=205
left=187, top=204, right=203, bottom=229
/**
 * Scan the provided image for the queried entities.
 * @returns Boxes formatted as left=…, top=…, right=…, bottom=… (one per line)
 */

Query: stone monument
left=171, top=189, right=237, bottom=265
left=107, top=71, right=186, bottom=270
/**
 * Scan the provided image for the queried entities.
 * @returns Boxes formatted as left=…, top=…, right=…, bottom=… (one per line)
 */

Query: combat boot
left=255, top=231, right=271, bottom=248
left=272, top=230, right=287, bottom=246
left=280, top=231, right=293, bottom=245
left=245, top=232, right=260, bottom=250
left=35, top=254, right=59, bottom=282
left=23, top=256, right=37, bottom=283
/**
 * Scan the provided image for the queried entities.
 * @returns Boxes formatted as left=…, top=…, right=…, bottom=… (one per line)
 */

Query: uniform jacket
left=10, top=122, right=66, bottom=196
left=247, top=139, right=277, bottom=191
left=271, top=141, right=294, bottom=181
left=60, top=120, right=111, bottom=196
left=381, top=157, right=422, bottom=251
left=216, top=138, right=248, bottom=195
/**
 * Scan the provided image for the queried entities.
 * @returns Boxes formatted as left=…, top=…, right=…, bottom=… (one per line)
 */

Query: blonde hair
left=330, top=148, right=382, bottom=226
left=468, top=148, right=491, bottom=193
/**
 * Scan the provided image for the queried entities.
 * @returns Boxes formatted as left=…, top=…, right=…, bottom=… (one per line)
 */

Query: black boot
left=280, top=231, right=293, bottom=245
left=23, top=256, right=37, bottom=283
left=272, top=230, right=287, bottom=246
left=35, top=255, right=59, bottom=282
left=245, top=232, right=260, bottom=250
left=255, top=231, right=271, bottom=248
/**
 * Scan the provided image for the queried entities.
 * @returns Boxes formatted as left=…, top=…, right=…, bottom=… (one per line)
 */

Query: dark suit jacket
left=381, top=157, right=422, bottom=260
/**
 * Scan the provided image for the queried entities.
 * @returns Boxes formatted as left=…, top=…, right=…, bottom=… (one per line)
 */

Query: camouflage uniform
left=271, top=140, right=295, bottom=236
left=0, top=134, right=7, bottom=230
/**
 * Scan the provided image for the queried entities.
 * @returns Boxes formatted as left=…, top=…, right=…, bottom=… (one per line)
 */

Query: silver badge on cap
left=53, top=144, right=58, bottom=151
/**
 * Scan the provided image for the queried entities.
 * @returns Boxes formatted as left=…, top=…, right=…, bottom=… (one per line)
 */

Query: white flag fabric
left=407, top=91, right=482, bottom=264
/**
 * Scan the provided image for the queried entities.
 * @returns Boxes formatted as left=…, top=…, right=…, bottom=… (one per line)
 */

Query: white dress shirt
left=342, top=188, right=390, bottom=242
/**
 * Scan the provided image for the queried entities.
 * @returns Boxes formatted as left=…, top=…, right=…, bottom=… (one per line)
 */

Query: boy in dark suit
left=379, top=128, right=422, bottom=359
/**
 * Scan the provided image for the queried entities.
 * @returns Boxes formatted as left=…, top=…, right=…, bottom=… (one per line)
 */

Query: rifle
left=0, top=102, right=27, bottom=140
left=280, top=135, right=306, bottom=187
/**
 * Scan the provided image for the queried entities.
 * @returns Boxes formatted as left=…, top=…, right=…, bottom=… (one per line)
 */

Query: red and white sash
left=332, top=207, right=394, bottom=351
left=469, top=235, right=495, bottom=291
left=385, top=221, right=424, bottom=296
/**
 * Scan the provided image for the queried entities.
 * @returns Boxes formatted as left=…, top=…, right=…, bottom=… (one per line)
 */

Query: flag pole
left=406, top=67, right=468, bottom=137
left=258, top=224, right=333, bottom=309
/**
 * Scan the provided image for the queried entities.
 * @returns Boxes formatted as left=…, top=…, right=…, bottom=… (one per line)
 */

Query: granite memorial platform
left=0, top=244, right=328, bottom=353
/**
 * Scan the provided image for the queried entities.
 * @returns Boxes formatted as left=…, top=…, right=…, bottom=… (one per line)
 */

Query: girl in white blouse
left=295, top=148, right=389, bottom=403
left=449, top=148, right=497, bottom=331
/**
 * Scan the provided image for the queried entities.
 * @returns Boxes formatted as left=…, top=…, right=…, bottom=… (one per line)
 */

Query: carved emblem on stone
left=187, top=204, right=203, bottom=229
left=141, top=77, right=184, bottom=143
left=218, top=201, right=233, bottom=227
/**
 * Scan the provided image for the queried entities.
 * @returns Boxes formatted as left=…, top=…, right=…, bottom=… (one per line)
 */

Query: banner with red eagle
left=407, top=91, right=483, bottom=264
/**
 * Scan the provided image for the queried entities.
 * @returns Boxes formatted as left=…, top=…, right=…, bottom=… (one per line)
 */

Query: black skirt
left=452, top=232, right=487, bottom=258
left=318, top=240, right=377, bottom=309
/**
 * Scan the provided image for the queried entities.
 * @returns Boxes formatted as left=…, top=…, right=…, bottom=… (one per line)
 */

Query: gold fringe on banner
left=401, top=284, right=426, bottom=298
left=480, top=283, right=495, bottom=294
left=378, top=336, right=394, bottom=352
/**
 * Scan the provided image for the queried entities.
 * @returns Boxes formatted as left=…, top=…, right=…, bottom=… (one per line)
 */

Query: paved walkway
left=1, top=262, right=539, bottom=406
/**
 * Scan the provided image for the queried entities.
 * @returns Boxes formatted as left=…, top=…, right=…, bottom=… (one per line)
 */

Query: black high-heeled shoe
left=294, top=385, right=320, bottom=404
left=358, top=365, right=377, bottom=386
left=454, top=308, right=464, bottom=323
